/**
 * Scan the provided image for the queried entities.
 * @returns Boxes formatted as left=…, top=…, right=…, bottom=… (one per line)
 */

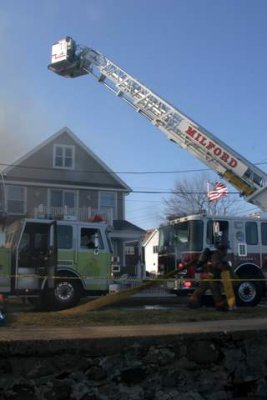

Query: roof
left=142, top=228, right=158, bottom=246
left=2, top=126, right=131, bottom=192
left=110, top=220, right=146, bottom=241
left=113, top=220, right=146, bottom=233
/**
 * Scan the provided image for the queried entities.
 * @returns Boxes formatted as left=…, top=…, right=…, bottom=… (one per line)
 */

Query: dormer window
left=53, top=144, right=75, bottom=169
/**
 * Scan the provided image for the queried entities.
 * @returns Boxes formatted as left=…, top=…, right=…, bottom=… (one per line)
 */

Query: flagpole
left=207, top=181, right=210, bottom=215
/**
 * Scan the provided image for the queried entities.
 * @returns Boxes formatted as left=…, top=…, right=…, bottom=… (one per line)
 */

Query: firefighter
left=188, top=242, right=229, bottom=311
left=188, top=247, right=213, bottom=309
left=208, top=241, right=230, bottom=311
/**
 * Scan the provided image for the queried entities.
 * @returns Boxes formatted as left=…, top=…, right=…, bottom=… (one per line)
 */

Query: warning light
left=183, top=281, right=192, bottom=288
left=177, top=262, right=184, bottom=270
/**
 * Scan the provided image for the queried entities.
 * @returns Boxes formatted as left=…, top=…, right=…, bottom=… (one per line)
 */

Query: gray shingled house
left=0, top=127, right=145, bottom=270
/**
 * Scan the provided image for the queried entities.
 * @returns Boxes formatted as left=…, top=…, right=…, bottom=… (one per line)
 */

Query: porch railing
left=33, top=205, right=114, bottom=225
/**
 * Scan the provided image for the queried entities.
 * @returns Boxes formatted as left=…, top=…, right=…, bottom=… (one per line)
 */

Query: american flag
left=208, top=182, right=228, bottom=202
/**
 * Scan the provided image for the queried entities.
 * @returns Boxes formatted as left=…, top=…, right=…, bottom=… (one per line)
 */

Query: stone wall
left=0, top=330, right=267, bottom=399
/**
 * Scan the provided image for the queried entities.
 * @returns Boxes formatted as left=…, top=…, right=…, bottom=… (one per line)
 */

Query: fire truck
left=48, top=37, right=267, bottom=306
left=0, top=218, right=116, bottom=310
left=157, top=213, right=267, bottom=306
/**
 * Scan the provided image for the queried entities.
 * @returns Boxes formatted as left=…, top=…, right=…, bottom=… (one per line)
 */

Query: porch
left=33, top=205, right=114, bottom=225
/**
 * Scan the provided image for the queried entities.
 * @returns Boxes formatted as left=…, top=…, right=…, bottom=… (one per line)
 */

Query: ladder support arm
left=48, top=37, right=267, bottom=211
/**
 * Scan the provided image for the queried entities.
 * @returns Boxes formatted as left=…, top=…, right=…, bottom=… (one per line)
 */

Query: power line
left=0, top=162, right=264, bottom=198
left=1, top=161, right=266, bottom=175
left=130, top=190, right=241, bottom=195
left=0, top=162, right=208, bottom=174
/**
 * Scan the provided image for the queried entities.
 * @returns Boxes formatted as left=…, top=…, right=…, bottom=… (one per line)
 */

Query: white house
left=142, top=229, right=159, bottom=275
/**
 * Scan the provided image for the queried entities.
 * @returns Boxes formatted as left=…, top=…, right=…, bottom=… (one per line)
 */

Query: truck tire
left=48, top=278, right=82, bottom=310
left=235, top=274, right=262, bottom=307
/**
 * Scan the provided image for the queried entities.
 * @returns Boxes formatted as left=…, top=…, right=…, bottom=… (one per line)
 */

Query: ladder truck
left=48, top=37, right=267, bottom=306
left=48, top=36, right=267, bottom=211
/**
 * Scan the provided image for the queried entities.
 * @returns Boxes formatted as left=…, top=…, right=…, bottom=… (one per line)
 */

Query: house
left=112, top=219, right=147, bottom=277
left=0, top=127, right=145, bottom=270
left=142, top=228, right=159, bottom=276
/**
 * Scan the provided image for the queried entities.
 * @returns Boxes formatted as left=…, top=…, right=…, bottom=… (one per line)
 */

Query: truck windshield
left=173, top=220, right=203, bottom=252
left=158, top=225, right=175, bottom=254
left=158, top=220, right=203, bottom=254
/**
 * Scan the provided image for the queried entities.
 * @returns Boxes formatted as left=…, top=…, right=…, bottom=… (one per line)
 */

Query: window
left=53, top=144, right=75, bottom=169
left=99, top=191, right=116, bottom=218
left=238, top=243, right=247, bottom=257
left=158, top=225, right=174, bottom=253
left=153, top=245, right=158, bottom=254
left=50, top=190, right=75, bottom=209
left=245, top=221, right=258, bottom=245
left=18, top=232, right=30, bottom=253
left=207, top=220, right=228, bottom=247
left=125, top=246, right=135, bottom=255
left=261, top=223, right=267, bottom=245
left=174, top=220, right=203, bottom=252
left=7, top=186, right=25, bottom=214
left=34, top=233, right=48, bottom=251
left=18, top=223, right=51, bottom=268
left=57, top=225, right=73, bottom=249
left=80, top=227, right=103, bottom=250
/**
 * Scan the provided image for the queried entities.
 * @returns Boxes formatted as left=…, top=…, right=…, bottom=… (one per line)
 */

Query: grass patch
left=7, top=304, right=267, bottom=328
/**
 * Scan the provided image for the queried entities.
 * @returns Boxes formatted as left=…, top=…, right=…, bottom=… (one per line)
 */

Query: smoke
left=0, top=93, right=51, bottom=169
left=0, top=26, right=57, bottom=162
left=0, top=3, right=55, bottom=167
left=0, top=14, right=34, bottom=165
left=0, top=1, right=106, bottom=170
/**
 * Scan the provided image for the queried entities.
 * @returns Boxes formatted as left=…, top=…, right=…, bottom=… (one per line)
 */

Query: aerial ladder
left=48, top=37, right=267, bottom=211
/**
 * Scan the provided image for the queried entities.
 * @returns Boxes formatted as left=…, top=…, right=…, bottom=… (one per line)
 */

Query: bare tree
left=163, top=173, right=248, bottom=220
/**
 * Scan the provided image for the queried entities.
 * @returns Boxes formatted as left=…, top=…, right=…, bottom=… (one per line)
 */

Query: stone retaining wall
left=0, top=330, right=267, bottom=399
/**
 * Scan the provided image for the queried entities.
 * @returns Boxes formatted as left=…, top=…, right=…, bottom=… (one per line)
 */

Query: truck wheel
left=48, top=278, right=82, bottom=310
left=235, top=275, right=262, bottom=307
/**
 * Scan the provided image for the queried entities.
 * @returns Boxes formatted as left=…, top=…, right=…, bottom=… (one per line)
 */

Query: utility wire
left=0, top=162, right=209, bottom=174
left=0, top=159, right=245, bottom=196
left=130, top=190, right=241, bottom=195
left=0, top=162, right=265, bottom=196
left=1, top=162, right=267, bottom=175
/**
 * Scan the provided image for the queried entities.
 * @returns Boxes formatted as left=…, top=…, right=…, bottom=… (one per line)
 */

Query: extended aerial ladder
left=48, top=37, right=267, bottom=211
